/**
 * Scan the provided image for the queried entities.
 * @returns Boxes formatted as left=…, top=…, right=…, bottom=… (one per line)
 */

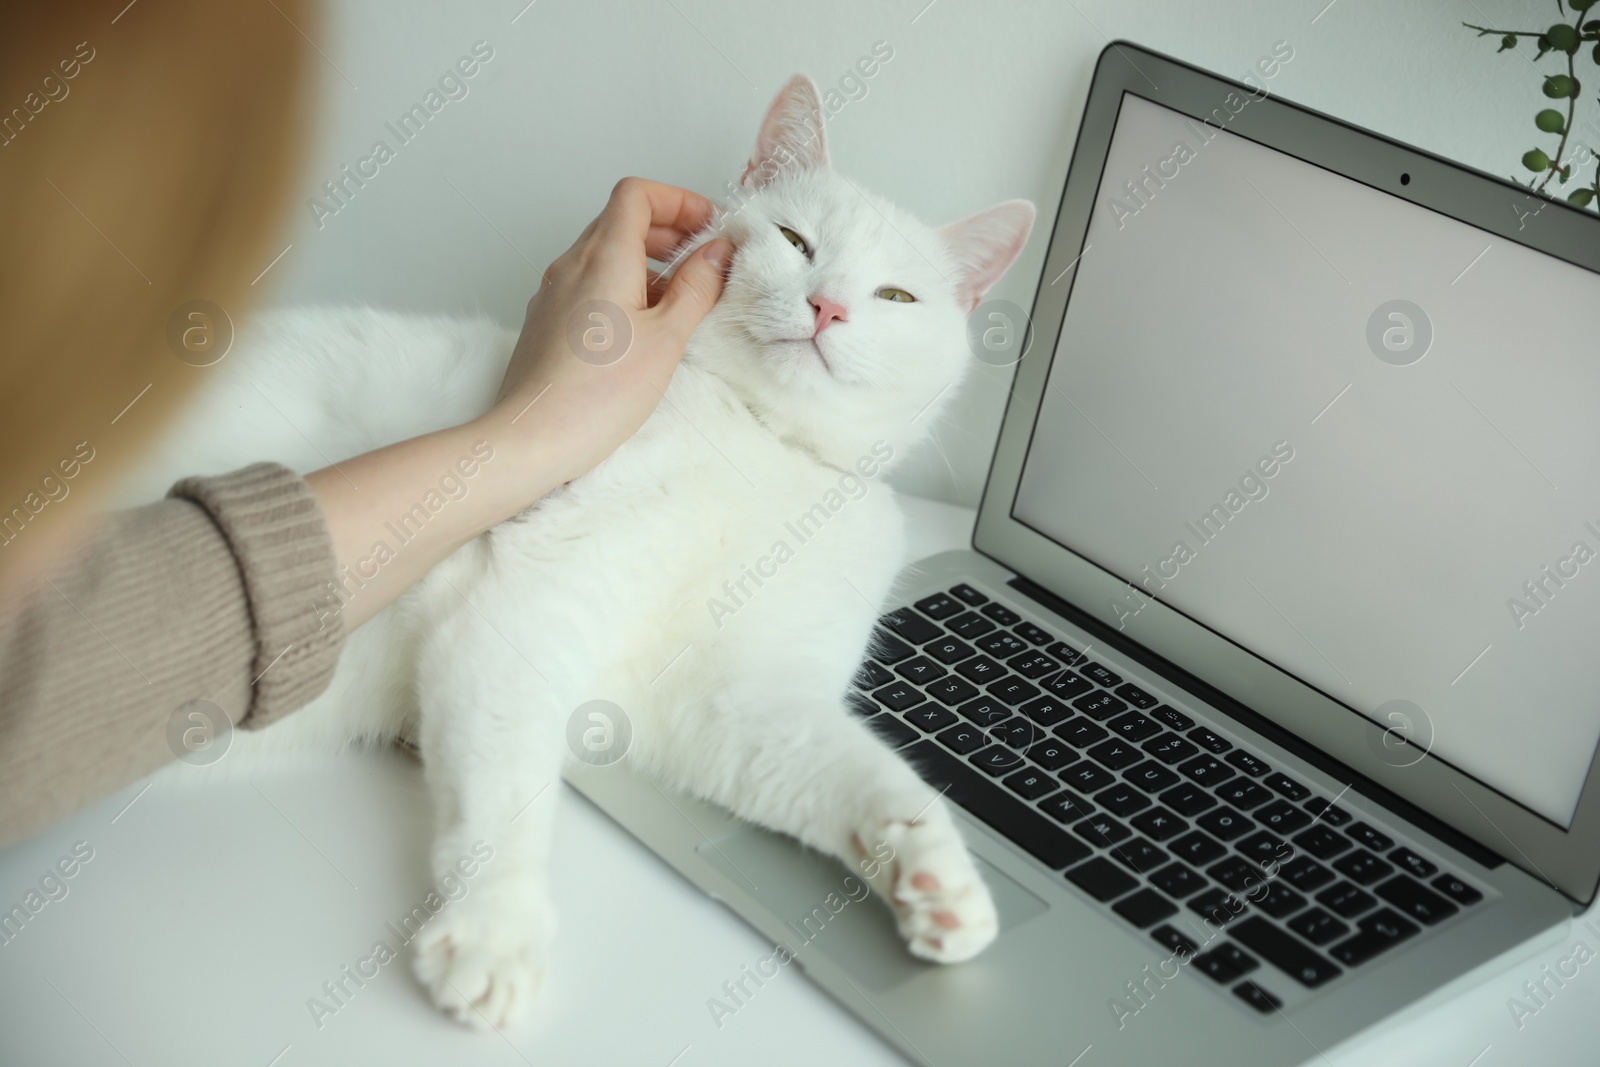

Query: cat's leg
left=651, top=683, right=999, bottom=963
left=405, top=553, right=571, bottom=1030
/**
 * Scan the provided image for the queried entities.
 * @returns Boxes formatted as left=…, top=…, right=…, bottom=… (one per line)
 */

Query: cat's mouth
left=772, top=337, right=832, bottom=374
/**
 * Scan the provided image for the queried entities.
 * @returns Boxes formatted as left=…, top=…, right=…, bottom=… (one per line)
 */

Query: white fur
left=128, top=75, right=1034, bottom=1029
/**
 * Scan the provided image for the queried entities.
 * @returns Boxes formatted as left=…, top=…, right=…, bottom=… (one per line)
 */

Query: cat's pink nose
left=810, top=295, right=848, bottom=336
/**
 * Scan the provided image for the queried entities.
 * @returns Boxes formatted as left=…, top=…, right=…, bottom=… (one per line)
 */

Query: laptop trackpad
left=696, top=825, right=1048, bottom=991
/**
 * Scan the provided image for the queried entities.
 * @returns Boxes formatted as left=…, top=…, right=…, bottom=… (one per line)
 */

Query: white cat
left=131, top=74, right=1035, bottom=1029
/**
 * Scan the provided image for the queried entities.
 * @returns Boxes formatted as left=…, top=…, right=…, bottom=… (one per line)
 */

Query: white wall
left=263, top=0, right=1557, bottom=505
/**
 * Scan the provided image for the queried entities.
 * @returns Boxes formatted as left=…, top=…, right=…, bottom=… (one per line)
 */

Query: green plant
left=1466, top=0, right=1600, bottom=209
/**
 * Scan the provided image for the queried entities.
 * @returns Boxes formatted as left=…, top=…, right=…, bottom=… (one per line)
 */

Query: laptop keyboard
left=852, top=581, right=1488, bottom=1015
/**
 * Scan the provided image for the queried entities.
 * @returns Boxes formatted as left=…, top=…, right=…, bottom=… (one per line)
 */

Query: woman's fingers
left=652, top=239, right=733, bottom=343
left=597, top=177, right=715, bottom=250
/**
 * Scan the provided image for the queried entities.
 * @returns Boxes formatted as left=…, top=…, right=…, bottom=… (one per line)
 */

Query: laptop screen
left=1013, top=92, right=1600, bottom=829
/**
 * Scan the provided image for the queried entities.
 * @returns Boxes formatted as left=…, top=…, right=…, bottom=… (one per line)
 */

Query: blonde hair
left=0, top=1, right=312, bottom=578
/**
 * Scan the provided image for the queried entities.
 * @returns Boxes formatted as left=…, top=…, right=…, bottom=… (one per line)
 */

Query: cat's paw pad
left=412, top=914, right=545, bottom=1030
left=853, top=815, right=998, bottom=964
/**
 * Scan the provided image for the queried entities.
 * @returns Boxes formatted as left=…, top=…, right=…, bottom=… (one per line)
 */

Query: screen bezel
left=974, top=41, right=1600, bottom=904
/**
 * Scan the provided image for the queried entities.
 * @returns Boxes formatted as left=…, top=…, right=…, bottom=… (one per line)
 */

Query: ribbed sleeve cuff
left=168, top=462, right=343, bottom=728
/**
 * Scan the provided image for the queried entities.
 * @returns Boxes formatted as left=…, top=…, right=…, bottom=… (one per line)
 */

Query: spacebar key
left=1231, top=917, right=1343, bottom=988
left=906, top=741, right=1091, bottom=869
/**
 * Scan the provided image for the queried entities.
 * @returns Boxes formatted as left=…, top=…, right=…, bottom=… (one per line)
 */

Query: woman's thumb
left=656, top=238, right=733, bottom=340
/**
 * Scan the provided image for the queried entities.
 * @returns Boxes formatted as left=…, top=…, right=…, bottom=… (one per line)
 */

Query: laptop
left=565, top=40, right=1600, bottom=1065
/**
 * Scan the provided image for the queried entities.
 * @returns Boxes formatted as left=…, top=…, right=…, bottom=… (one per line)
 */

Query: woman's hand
left=486, top=177, right=733, bottom=485
left=304, top=178, right=731, bottom=632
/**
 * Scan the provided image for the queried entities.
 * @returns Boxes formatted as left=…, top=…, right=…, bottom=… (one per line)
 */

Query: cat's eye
left=777, top=225, right=811, bottom=257
left=877, top=287, right=917, bottom=303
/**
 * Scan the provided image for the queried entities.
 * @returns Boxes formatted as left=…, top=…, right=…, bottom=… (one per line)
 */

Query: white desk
left=2, top=495, right=1596, bottom=1066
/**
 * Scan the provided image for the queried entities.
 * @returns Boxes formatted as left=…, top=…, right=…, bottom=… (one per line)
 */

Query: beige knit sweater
left=0, top=463, right=344, bottom=847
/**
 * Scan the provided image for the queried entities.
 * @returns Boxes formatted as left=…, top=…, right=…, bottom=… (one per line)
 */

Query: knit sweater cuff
left=167, top=462, right=343, bottom=728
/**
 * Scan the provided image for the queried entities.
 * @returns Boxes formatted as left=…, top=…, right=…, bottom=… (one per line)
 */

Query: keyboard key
left=1189, top=887, right=1249, bottom=927
left=1149, top=861, right=1207, bottom=898
left=914, top=593, right=963, bottom=620
left=1004, top=768, right=1059, bottom=800
left=881, top=608, right=941, bottom=644
left=1159, top=782, right=1218, bottom=817
left=865, top=714, right=917, bottom=749
left=949, top=583, right=988, bottom=606
left=976, top=631, right=1028, bottom=658
left=1108, top=712, right=1163, bottom=744
left=904, top=704, right=957, bottom=733
left=895, top=656, right=946, bottom=685
left=1061, top=762, right=1116, bottom=794
left=1198, top=807, right=1253, bottom=841
left=1316, top=881, right=1377, bottom=918
left=1008, top=651, right=1062, bottom=680
left=947, top=611, right=996, bottom=639
left=1215, top=781, right=1273, bottom=810
left=1375, top=875, right=1458, bottom=926
left=1332, top=849, right=1394, bottom=886
left=980, top=603, right=1021, bottom=625
left=1287, top=907, right=1349, bottom=946
left=1169, top=831, right=1227, bottom=866
left=1014, top=622, right=1053, bottom=646
left=855, top=661, right=894, bottom=688
left=1095, top=783, right=1152, bottom=816
left=1329, top=908, right=1419, bottom=966
left=1075, top=814, right=1132, bottom=848
left=956, top=696, right=1011, bottom=727
left=906, top=741, right=1091, bottom=869
left=1055, top=717, right=1108, bottom=748
left=872, top=681, right=925, bottom=711
left=1179, top=755, right=1237, bottom=788
left=1026, top=738, right=1077, bottom=770
left=990, top=718, right=1045, bottom=749
left=1189, top=727, right=1233, bottom=754
left=1293, top=826, right=1353, bottom=861
left=1207, top=857, right=1268, bottom=894
left=1080, top=661, right=1123, bottom=688
left=1041, top=670, right=1094, bottom=699
left=1066, top=857, right=1137, bottom=902
left=924, top=637, right=977, bottom=665
left=1280, top=856, right=1336, bottom=892
left=1123, top=761, right=1179, bottom=793
left=1151, top=924, right=1199, bottom=958
left=868, top=629, right=914, bottom=663
left=1110, top=838, right=1170, bottom=874
left=1303, top=797, right=1352, bottom=826
left=1347, top=822, right=1394, bottom=853
left=1131, top=806, right=1188, bottom=841
left=987, top=676, right=1041, bottom=705
left=1113, top=888, right=1178, bottom=928
left=1389, top=848, right=1438, bottom=880
left=1225, top=751, right=1271, bottom=778
left=1253, top=883, right=1308, bottom=919
left=1236, top=831, right=1293, bottom=870
left=1233, top=981, right=1282, bottom=1013
left=1087, top=739, right=1144, bottom=771
left=1149, top=705, right=1195, bottom=731
left=936, top=723, right=987, bottom=754
left=1072, top=691, right=1128, bottom=721
left=1194, top=943, right=1258, bottom=982
left=1264, top=773, right=1311, bottom=801
left=1431, top=873, right=1484, bottom=907
left=1142, top=733, right=1199, bottom=766
left=1230, top=917, right=1343, bottom=987
left=1020, top=696, right=1073, bottom=728
left=970, top=745, right=1025, bottom=775
left=1115, top=682, right=1159, bottom=709
left=1046, top=641, right=1085, bottom=665
left=955, top=655, right=1006, bottom=684
left=925, top=676, right=979, bottom=706
left=1039, top=790, right=1096, bottom=823
left=1255, top=800, right=1312, bottom=835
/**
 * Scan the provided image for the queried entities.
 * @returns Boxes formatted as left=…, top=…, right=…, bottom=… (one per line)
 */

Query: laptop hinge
left=1007, top=575, right=1505, bottom=870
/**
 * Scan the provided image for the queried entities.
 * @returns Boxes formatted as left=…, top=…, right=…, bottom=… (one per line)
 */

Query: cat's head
left=680, top=74, right=1035, bottom=472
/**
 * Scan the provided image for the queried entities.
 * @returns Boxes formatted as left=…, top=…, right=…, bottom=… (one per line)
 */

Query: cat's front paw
left=412, top=900, right=551, bottom=1030
left=853, top=804, right=998, bottom=963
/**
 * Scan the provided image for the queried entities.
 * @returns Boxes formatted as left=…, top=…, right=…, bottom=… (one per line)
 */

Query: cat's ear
left=937, top=200, right=1036, bottom=313
left=741, top=74, right=828, bottom=189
